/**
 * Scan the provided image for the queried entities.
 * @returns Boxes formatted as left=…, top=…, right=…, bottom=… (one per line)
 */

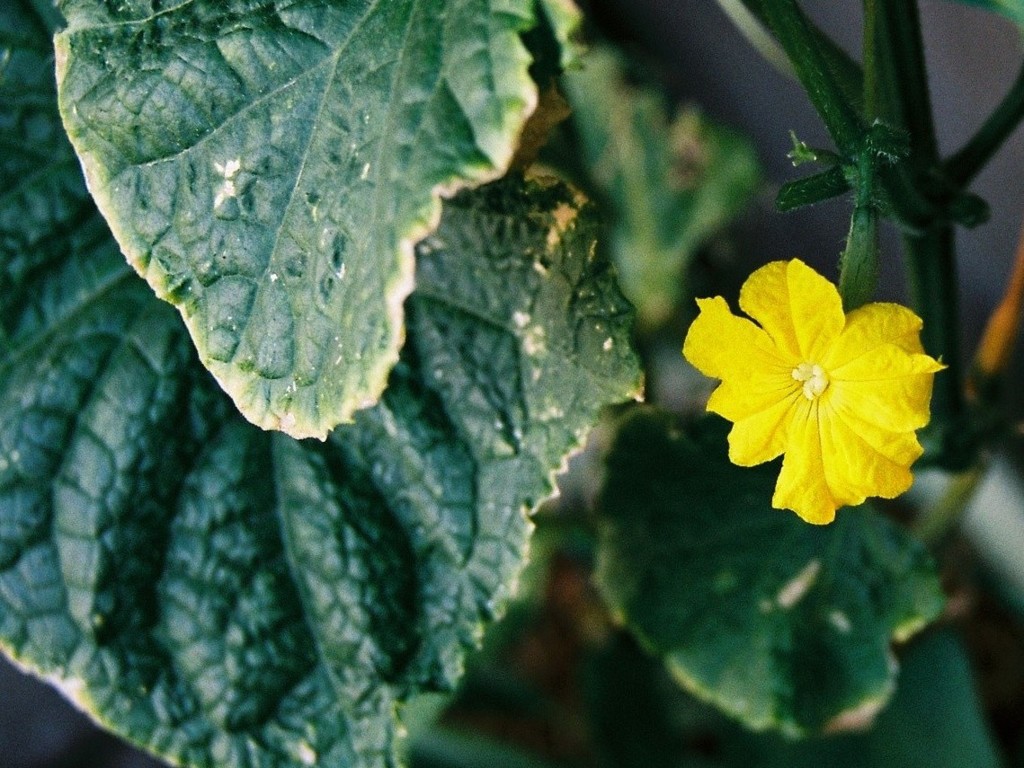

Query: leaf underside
left=596, top=409, right=944, bottom=737
left=0, top=10, right=642, bottom=764
left=54, top=0, right=552, bottom=439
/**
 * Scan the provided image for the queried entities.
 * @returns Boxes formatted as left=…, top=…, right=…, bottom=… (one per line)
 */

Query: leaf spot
left=776, top=559, right=821, bottom=609
left=296, top=742, right=317, bottom=766
left=215, top=159, right=242, bottom=179
left=212, top=158, right=243, bottom=214
left=523, top=326, right=546, bottom=356
left=539, top=405, right=564, bottom=421
left=828, top=610, right=852, bottom=633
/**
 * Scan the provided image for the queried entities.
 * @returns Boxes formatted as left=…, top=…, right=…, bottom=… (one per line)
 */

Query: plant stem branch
left=866, top=0, right=945, bottom=231
left=737, top=0, right=864, bottom=110
left=836, top=0, right=881, bottom=312
left=872, top=0, right=968, bottom=464
left=945, top=60, right=1024, bottom=186
left=756, top=0, right=864, bottom=155
left=862, top=0, right=880, bottom=122
left=876, top=2, right=938, bottom=163
left=839, top=151, right=879, bottom=310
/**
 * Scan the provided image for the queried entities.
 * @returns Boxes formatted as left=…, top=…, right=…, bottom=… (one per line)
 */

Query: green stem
left=756, top=0, right=937, bottom=231
left=737, top=0, right=864, bottom=111
left=868, top=0, right=942, bottom=231
left=839, top=200, right=878, bottom=311
left=945, top=60, right=1024, bottom=186
left=873, top=0, right=968, bottom=465
left=756, top=0, right=864, bottom=155
left=862, top=0, right=880, bottom=122
left=875, top=2, right=938, bottom=163
left=835, top=0, right=882, bottom=312
left=906, top=227, right=970, bottom=467
left=839, top=206, right=878, bottom=311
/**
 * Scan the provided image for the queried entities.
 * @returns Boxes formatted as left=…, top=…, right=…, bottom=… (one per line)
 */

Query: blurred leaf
left=595, top=408, right=945, bottom=736
left=560, top=47, right=761, bottom=327
left=962, top=453, right=1024, bottom=617
left=409, top=728, right=566, bottom=768
left=586, top=629, right=1001, bottom=768
left=535, top=0, right=585, bottom=72
left=54, top=0, right=556, bottom=439
left=748, top=629, right=1002, bottom=768
left=941, top=0, right=1024, bottom=26
left=585, top=635, right=708, bottom=768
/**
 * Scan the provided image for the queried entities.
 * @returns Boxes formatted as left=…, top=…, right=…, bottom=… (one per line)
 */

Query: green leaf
left=0, top=23, right=642, bottom=761
left=54, top=0, right=548, bottom=439
left=0, top=2, right=92, bottom=333
left=941, top=0, right=1024, bottom=26
left=595, top=408, right=944, bottom=737
left=560, top=48, right=761, bottom=327
left=746, top=629, right=1002, bottom=768
left=534, top=0, right=584, bottom=72
left=776, top=166, right=851, bottom=212
left=585, top=635, right=701, bottom=768
left=587, top=629, right=1001, bottom=768
left=409, top=728, right=565, bottom=768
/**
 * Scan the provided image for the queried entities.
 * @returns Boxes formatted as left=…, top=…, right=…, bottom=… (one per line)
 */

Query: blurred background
left=5, top=1, right=1024, bottom=766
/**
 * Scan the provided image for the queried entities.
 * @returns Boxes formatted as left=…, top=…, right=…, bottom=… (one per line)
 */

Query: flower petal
left=771, top=400, right=837, bottom=525
left=707, top=374, right=797, bottom=419
left=830, top=344, right=942, bottom=432
left=739, top=259, right=844, bottom=360
left=830, top=397, right=925, bottom=467
left=825, top=302, right=927, bottom=370
left=683, top=296, right=792, bottom=381
left=819, top=407, right=917, bottom=504
left=727, top=391, right=799, bottom=466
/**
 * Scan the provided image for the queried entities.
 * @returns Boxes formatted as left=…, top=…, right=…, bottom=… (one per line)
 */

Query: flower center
left=792, top=362, right=829, bottom=400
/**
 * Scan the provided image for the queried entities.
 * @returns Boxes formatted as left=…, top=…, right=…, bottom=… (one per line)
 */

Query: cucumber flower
left=683, top=259, right=943, bottom=524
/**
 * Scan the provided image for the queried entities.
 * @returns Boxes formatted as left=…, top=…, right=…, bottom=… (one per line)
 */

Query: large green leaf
left=53, top=0, right=561, bottom=439
left=560, top=47, right=761, bottom=327
left=0, top=19, right=642, bottom=762
left=595, top=408, right=944, bottom=737
left=0, top=2, right=91, bottom=341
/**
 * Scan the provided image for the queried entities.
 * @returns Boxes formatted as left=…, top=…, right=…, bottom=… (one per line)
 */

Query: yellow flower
left=682, top=259, right=944, bottom=525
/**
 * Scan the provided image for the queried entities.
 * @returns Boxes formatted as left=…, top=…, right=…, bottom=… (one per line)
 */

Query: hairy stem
left=756, top=0, right=864, bottom=154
